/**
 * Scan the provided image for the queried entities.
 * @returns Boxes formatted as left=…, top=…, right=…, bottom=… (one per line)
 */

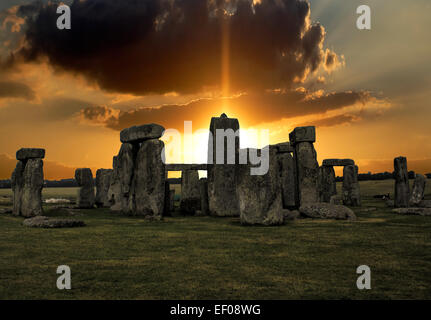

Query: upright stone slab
left=180, top=170, right=201, bottom=215
left=290, top=126, right=319, bottom=206
left=342, top=165, right=361, bottom=206
left=21, top=159, right=44, bottom=217
left=11, top=161, right=25, bottom=216
left=11, top=148, right=45, bottom=217
left=207, top=113, right=240, bottom=216
left=199, top=178, right=209, bottom=216
left=163, top=181, right=172, bottom=217
left=319, top=165, right=336, bottom=203
left=95, top=169, right=113, bottom=208
left=108, top=143, right=137, bottom=212
left=237, top=148, right=284, bottom=225
left=394, top=157, right=409, bottom=208
left=276, top=151, right=297, bottom=208
left=75, top=168, right=95, bottom=208
left=410, top=174, right=426, bottom=206
left=129, top=139, right=165, bottom=218
left=169, top=190, right=175, bottom=213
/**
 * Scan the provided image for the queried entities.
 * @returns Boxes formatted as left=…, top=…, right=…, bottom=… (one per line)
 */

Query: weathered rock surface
left=12, top=158, right=44, bottom=217
left=163, top=182, right=172, bottom=216
left=129, top=139, right=165, bottom=218
left=75, top=168, right=95, bottom=209
left=409, top=174, right=426, bottom=205
left=199, top=178, right=209, bottom=216
left=294, top=141, right=319, bottom=205
left=277, top=151, right=297, bottom=208
left=95, top=169, right=113, bottom=208
left=180, top=170, right=201, bottom=215
left=319, top=165, right=336, bottom=203
left=283, top=209, right=300, bottom=221
left=392, top=208, right=431, bottom=216
left=394, top=156, right=410, bottom=208
left=274, top=142, right=294, bottom=153
left=207, top=114, right=240, bottom=216
left=330, top=195, right=343, bottom=205
left=16, top=148, right=45, bottom=160
left=23, top=216, right=85, bottom=228
left=237, top=148, right=284, bottom=226
left=299, top=203, right=357, bottom=220
left=289, top=126, right=316, bottom=145
left=342, top=165, right=361, bottom=206
left=120, top=123, right=165, bottom=143
left=322, top=159, right=355, bottom=167
left=417, top=200, right=431, bottom=208
left=108, top=143, right=137, bottom=212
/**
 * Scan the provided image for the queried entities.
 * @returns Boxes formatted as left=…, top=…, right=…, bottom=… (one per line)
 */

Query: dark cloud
left=10, top=0, right=341, bottom=95
left=79, top=89, right=372, bottom=131
left=0, top=80, right=35, bottom=100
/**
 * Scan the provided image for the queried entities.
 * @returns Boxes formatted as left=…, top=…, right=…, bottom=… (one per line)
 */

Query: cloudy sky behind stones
left=0, top=0, right=430, bottom=179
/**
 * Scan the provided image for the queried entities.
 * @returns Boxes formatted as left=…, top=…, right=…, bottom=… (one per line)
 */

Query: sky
left=0, top=0, right=430, bottom=179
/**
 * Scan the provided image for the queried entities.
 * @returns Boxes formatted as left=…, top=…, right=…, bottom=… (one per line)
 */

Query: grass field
left=0, top=180, right=430, bottom=299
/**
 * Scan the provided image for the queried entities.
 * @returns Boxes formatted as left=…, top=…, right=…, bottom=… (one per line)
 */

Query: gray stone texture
left=299, top=203, right=357, bottom=220
left=120, top=123, right=165, bottom=143
left=95, top=169, right=113, bottom=208
left=409, top=174, right=426, bottom=206
left=276, top=151, right=297, bottom=208
left=75, top=168, right=95, bottom=208
left=394, top=157, right=410, bottom=208
left=236, top=148, right=284, bottom=226
left=294, top=141, right=319, bottom=206
left=207, top=114, right=240, bottom=216
left=322, top=159, right=355, bottom=167
left=342, top=165, right=361, bottom=206
left=180, top=170, right=201, bottom=215
left=129, top=139, right=165, bottom=218
left=23, top=216, right=85, bottom=228
left=289, top=126, right=316, bottom=145
left=199, top=178, right=209, bottom=216
left=16, top=148, right=45, bottom=161
left=319, top=165, right=336, bottom=203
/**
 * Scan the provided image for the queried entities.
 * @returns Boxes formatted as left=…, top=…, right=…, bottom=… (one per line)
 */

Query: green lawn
left=0, top=180, right=430, bottom=299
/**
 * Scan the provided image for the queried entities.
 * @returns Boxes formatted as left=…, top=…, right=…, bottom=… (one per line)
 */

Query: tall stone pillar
left=95, top=169, right=113, bottom=208
left=274, top=142, right=297, bottom=208
left=410, top=174, right=426, bottom=206
left=75, top=168, right=95, bottom=208
left=11, top=148, right=45, bottom=217
left=180, top=170, right=201, bottom=215
left=319, top=165, right=336, bottom=203
left=289, top=126, right=319, bottom=206
left=394, top=156, right=409, bottom=208
left=199, top=178, right=209, bottom=216
left=207, top=113, right=240, bottom=216
left=342, top=165, right=361, bottom=206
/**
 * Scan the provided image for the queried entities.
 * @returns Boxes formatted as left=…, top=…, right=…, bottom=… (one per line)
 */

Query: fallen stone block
left=299, top=203, right=357, bottom=220
left=392, top=208, right=431, bottom=216
left=23, top=216, right=85, bottom=228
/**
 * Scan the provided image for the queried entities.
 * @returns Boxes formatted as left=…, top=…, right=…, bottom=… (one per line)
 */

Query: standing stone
left=169, top=190, right=175, bottom=212
left=394, top=156, right=410, bottom=208
left=11, top=148, right=45, bottom=217
left=199, top=178, right=209, bottom=216
left=207, top=113, right=240, bottom=216
left=180, top=170, right=201, bottom=215
left=21, top=159, right=44, bottom=217
left=11, top=161, right=25, bottom=216
left=75, top=168, right=95, bottom=208
left=277, top=150, right=297, bottom=208
left=237, top=148, right=284, bottom=225
left=410, top=174, right=426, bottom=206
left=95, top=169, right=113, bottom=208
left=129, top=139, right=165, bottom=218
left=108, top=143, right=138, bottom=212
left=163, top=181, right=172, bottom=217
left=319, top=166, right=336, bottom=203
left=342, top=165, right=361, bottom=206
